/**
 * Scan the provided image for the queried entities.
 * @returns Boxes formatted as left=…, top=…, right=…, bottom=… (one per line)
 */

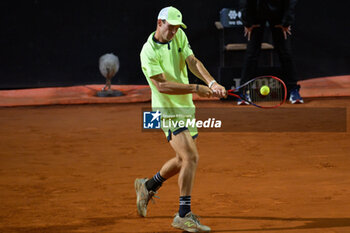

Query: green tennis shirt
left=140, top=28, right=195, bottom=109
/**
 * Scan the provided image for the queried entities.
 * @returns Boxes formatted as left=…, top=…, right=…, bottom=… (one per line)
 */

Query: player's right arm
left=150, top=73, right=213, bottom=98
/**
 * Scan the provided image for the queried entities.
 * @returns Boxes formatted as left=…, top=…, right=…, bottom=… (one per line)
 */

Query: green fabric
left=164, top=7, right=187, bottom=29
left=156, top=108, right=198, bottom=138
left=140, top=28, right=197, bottom=138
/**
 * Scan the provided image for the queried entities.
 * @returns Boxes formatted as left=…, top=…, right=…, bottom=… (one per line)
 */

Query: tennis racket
left=227, top=75, right=287, bottom=109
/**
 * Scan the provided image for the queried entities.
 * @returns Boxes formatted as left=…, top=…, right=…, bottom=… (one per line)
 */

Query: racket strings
left=247, top=78, right=284, bottom=107
left=227, top=75, right=286, bottom=108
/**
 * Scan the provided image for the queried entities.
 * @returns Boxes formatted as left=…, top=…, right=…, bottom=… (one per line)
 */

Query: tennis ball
left=260, top=85, right=270, bottom=96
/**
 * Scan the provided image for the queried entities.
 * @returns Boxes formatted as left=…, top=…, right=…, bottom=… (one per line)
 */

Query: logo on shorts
left=143, top=111, right=161, bottom=129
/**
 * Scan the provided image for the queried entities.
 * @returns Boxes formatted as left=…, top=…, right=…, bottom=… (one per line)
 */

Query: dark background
left=1, top=0, right=349, bottom=89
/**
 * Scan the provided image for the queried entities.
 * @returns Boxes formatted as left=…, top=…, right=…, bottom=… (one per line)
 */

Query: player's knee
left=182, top=151, right=199, bottom=166
left=175, top=155, right=182, bottom=166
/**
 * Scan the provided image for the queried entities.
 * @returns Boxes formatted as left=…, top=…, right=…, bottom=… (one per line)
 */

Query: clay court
left=2, top=1, right=350, bottom=232
left=1, top=77, right=350, bottom=233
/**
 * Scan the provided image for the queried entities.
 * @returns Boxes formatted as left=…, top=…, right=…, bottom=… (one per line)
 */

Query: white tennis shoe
left=172, top=212, right=211, bottom=232
left=134, top=178, right=157, bottom=217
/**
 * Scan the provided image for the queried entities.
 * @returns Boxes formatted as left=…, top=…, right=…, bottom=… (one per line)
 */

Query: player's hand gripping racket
left=227, top=75, right=287, bottom=108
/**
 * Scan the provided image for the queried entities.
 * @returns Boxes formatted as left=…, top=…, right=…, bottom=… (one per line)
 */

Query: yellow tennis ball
left=260, top=85, right=270, bottom=96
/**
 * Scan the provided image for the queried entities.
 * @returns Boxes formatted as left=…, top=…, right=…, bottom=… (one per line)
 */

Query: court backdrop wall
left=1, top=0, right=349, bottom=89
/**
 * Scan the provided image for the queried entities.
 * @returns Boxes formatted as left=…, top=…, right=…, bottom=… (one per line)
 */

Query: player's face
left=159, top=20, right=180, bottom=42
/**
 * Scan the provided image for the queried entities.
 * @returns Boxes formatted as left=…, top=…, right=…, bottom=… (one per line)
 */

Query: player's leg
left=159, top=153, right=182, bottom=179
left=135, top=154, right=181, bottom=217
left=138, top=154, right=182, bottom=204
left=143, top=154, right=182, bottom=194
left=169, top=130, right=198, bottom=197
left=169, top=131, right=210, bottom=232
left=135, top=118, right=194, bottom=217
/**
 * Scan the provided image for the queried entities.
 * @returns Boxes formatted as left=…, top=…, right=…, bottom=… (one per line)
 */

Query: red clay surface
left=0, top=97, right=350, bottom=233
left=1, top=75, right=349, bottom=107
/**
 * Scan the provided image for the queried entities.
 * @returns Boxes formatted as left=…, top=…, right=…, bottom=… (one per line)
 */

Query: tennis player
left=136, top=6, right=226, bottom=232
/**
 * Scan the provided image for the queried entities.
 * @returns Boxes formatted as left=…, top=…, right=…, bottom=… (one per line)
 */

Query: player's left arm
left=186, top=54, right=227, bottom=98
